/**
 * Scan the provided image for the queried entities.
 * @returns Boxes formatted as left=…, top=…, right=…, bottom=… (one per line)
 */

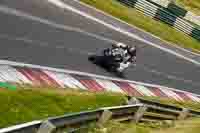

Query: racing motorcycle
left=88, top=47, right=134, bottom=77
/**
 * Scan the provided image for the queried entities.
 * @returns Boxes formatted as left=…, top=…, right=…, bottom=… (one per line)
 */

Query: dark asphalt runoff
left=0, top=0, right=200, bottom=94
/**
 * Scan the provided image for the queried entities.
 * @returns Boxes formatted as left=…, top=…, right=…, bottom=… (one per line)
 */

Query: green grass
left=1, top=86, right=200, bottom=130
left=78, top=118, right=200, bottom=133
left=140, top=96, right=200, bottom=111
left=79, top=120, right=150, bottom=133
left=176, top=0, right=200, bottom=15
left=152, top=118, right=200, bottom=133
left=0, top=88, right=125, bottom=128
left=80, top=0, right=200, bottom=53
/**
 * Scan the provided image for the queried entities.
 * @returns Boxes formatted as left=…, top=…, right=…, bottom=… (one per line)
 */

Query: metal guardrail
left=1, top=99, right=200, bottom=133
left=0, top=104, right=141, bottom=133
left=136, top=98, right=200, bottom=117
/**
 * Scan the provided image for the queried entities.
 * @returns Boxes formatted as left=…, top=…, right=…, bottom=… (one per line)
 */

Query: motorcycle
left=88, top=47, right=133, bottom=77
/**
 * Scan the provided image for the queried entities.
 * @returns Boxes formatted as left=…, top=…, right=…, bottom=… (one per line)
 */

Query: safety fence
left=117, top=0, right=200, bottom=41
left=1, top=98, right=200, bottom=133
left=148, top=0, right=200, bottom=26
left=0, top=65, right=200, bottom=103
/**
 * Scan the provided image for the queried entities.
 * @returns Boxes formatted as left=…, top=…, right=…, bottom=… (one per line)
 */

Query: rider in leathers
left=111, top=43, right=136, bottom=66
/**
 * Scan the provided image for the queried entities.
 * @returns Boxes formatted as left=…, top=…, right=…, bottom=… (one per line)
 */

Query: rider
left=126, top=45, right=137, bottom=64
left=111, top=42, right=136, bottom=65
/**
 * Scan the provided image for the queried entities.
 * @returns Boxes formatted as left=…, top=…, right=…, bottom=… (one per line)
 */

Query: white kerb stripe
left=1, top=59, right=200, bottom=99
left=48, top=72, right=71, bottom=88
left=160, top=88, right=184, bottom=101
left=0, top=65, right=19, bottom=83
left=43, top=70, right=65, bottom=88
left=130, top=83, right=156, bottom=96
left=60, top=74, right=87, bottom=90
left=186, top=93, right=200, bottom=102
left=1, top=66, right=20, bottom=83
left=0, top=66, right=6, bottom=82
left=94, top=79, right=124, bottom=93
left=0, top=76, right=5, bottom=82
left=4, top=66, right=32, bottom=84
left=11, top=68, right=32, bottom=84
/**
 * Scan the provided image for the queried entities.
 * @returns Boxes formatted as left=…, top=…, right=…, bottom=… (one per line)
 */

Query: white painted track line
left=73, top=0, right=200, bottom=57
left=0, top=5, right=116, bottom=44
left=48, top=0, right=200, bottom=66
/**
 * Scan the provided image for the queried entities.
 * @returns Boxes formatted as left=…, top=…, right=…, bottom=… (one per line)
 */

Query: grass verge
left=0, top=87, right=125, bottom=128
left=77, top=118, right=200, bottom=133
left=80, top=0, right=200, bottom=52
left=79, top=120, right=150, bottom=133
left=1, top=86, right=200, bottom=129
left=176, top=0, right=200, bottom=15
left=152, top=118, right=200, bottom=133
left=141, top=96, right=200, bottom=111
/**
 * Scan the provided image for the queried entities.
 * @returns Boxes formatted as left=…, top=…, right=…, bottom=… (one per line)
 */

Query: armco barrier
left=148, top=0, right=200, bottom=26
left=136, top=98, right=200, bottom=117
left=167, top=2, right=187, bottom=17
left=0, top=65, right=200, bottom=103
left=1, top=100, right=200, bottom=133
left=117, top=0, right=200, bottom=41
left=0, top=104, right=142, bottom=133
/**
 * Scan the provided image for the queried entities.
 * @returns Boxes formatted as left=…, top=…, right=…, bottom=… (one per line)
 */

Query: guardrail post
left=178, top=108, right=189, bottom=120
left=97, top=109, right=113, bottom=128
left=126, top=97, right=140, bottom=105
left=132, top=105, right=147, bottom=123
left=37, top=120, right=56, bottom=133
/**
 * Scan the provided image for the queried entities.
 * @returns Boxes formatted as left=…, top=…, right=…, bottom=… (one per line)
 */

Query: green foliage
left=176, top=0, right=200, bottom=15
left=0, top=89, right=125, bottom=128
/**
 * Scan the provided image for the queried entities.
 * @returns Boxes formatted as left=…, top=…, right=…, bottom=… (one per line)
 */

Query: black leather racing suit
left=110, top=45, right=136, bottom=65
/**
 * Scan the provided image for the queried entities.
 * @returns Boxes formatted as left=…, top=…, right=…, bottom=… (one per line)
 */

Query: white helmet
left=116, top=42, right=126, bottom=47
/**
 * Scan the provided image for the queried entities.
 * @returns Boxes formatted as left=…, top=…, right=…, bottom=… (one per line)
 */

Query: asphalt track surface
left=0, top=0, right=200, bottom=94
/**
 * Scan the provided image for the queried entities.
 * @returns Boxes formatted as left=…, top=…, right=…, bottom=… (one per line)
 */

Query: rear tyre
left=88, top=55, right=105, bottom=65
left=116, top=71, right=126, bottom=78
left=88, top=55, right=95, bottom=62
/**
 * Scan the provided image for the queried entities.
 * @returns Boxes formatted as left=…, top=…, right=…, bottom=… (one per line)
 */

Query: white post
left=37, top=120, right=56, bottom=133
left=178, top=108, right=189, bottom=120
left=97, top=110, right=113, bottom=128
left=132, top=105, right=147, bottom=123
